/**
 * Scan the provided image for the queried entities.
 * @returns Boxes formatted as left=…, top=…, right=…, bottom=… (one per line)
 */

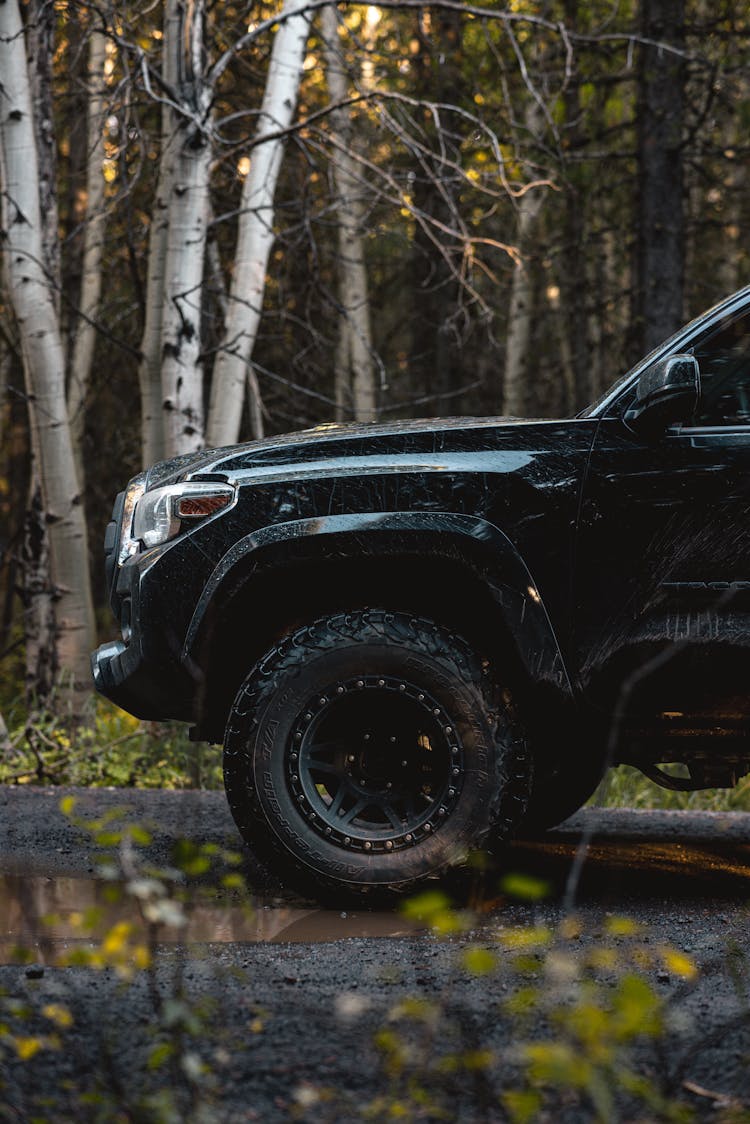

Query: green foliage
left=3, top=804, right=748, bottom=1121
left=361, top=894, right=710, bottom=1123
left=596, top=765, right=750, bottom=812
left=2, top=799, right=253, bottom=1121
left=0, top=698, right=222, bottom=789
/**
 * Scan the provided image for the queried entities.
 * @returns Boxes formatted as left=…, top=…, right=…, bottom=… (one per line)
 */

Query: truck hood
left=145, top=415, right=555, bottom=489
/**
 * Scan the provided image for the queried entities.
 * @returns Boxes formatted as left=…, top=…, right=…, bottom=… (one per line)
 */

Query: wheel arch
left=185, top=512, right=573, bottom=741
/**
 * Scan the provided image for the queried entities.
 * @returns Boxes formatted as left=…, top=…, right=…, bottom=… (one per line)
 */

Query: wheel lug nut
left=386, top=782, right=392, bottom=789
left=290, top=753, right=298, bottom=762
left=305, top=713, right=312, bottom=720
left=347, top=755, right=355, bottom=763
left=357, top=680, right=364, bottom=688
left=389, top=736, right=396, bottom=743
left=292, top=774, right=298, bottom=781
left=325, top=827, right=332, bottom=835
left=319, top=697, right=326, bottom=705
left=399, top=684, right=406, bottom=691
left=294, top=732, right=302, bottom=741
left=424, top=823, right=432, bottom=832
left=364, top=734, right=370, bottom=741
left=452, top=767, right=460, bottom=776
left=337, top=686, right=345, bottom=694
left=418, top=693, right=424, bottom=701
left=438, top=807, right=446, bottom=816
left=378, top=679, right=385, bottom=686
left=364, top=841, right=372, bottom=851
left=401, top=760, right=408, bottom=767
left=385, top=840, right=393, bottom=850
left=405, top=833, right=413, bottom=842
left=343, top=836, right=351, bottom=845
left=445, top=726, right=452, bottom=735
left=432, top=708, right=440, bottom=716
left=448, top=787, right=455, bottom=797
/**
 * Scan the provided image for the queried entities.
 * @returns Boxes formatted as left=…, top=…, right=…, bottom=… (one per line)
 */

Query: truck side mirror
left=624, top=354, right=700, bottom=436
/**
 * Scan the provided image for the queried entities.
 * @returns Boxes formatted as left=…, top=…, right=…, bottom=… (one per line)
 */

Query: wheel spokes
left=291, top=675, right=461, bottom=849
left=339, top=797, right=371, bottom=826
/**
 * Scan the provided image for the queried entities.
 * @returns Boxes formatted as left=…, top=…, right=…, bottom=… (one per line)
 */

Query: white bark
left=159, top=0, right=211, bottom=458
left=322, top=6, right=377, bottom=423
left=502, top=100, right=546, bottom=417
left=68, top=28, right=108, bottom=485
left=137, top=73, right=173, bottom=468
left=0, top=0, right=95, bottom=694
left=26, top=0, right=60, bottom=308
left=502, top=185, right=543, bottom=416
left=206, top=0, right=312, bottom=448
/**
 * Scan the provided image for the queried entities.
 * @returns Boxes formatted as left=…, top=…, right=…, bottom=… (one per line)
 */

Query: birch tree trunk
left=502, top=188, right=544, bottom=416
left=0, top=0, right=95, bottom=697
left=322, top=6, right=377, bottom=423
left=136, top=0, right=181, bottom=469
left=25, top=0, right=60, bottom=308
left=159, top=0, right=211, bottom=458
left=206, top=0, right=312, bottom=448
left=68, top=28, right=108, bottom=486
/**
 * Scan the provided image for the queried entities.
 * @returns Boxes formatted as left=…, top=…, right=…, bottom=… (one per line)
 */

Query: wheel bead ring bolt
left=287, top=676, right=465, bottom=853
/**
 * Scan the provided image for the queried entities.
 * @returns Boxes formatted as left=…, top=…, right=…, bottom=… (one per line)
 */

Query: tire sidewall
left=227, top=635, right=500, bottom=889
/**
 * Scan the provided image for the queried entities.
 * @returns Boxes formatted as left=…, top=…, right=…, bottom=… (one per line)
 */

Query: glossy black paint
left=93, top=285, right=750, bottom=782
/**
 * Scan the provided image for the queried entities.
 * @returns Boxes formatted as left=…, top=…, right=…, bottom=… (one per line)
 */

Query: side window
left=692, top=309, right=750, bottom=426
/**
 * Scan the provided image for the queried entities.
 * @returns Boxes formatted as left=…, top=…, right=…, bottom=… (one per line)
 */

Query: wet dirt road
left=1, top=786, right=750, bottom=1120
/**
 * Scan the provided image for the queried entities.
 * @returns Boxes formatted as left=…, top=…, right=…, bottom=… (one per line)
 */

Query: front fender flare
left=183, top=511, right=572, bottom=698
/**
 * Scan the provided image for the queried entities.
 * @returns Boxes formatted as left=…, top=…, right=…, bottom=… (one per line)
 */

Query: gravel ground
left=1, top=786, right=750, bottom=1122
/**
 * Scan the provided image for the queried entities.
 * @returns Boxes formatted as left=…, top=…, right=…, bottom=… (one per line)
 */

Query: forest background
left=1, top=0, right=748, bottom=793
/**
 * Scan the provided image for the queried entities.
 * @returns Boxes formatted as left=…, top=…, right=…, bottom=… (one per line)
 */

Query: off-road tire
left=223, top=609, right=531, bottom=900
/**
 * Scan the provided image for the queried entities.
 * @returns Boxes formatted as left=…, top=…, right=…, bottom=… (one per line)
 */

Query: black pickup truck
left=93, top=287, right=750, bottom=897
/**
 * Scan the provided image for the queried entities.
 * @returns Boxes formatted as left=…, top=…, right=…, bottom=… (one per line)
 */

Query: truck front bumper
left=91, top=637, right=195, bottom=722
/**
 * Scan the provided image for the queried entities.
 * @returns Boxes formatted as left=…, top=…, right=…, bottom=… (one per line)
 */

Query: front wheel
left=223, top=610, right=531, bottom=899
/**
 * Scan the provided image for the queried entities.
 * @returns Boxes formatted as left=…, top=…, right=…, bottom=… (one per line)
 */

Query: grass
left=2, top=695, right=750, bottom=814
left=593, top=763, right=750, bottom=812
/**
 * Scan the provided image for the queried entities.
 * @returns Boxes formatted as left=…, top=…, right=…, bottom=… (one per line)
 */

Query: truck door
left=574, top=304, right=750, bottom=728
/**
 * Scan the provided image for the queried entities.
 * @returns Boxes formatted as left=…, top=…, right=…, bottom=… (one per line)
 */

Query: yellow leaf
left=102, top=921, right=132, bottom=955
left=60, top=796, right=77, bottom=817
left=15, top=1036, right=44, bottom=1061
left=463, top=947, right=496, bottom=975
left=42, top=1004, right=73, bottom=1030
left=661, top=948, right=697, bottom=980
left=499, top=925, right=551, bottom=950
left=604, top=915, right=640, bottom=938
left=500, top=873, right=550, bottom=901
left=133, top=945, right=151, bottom=970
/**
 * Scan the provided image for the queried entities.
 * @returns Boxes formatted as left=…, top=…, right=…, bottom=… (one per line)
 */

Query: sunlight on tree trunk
left=0, top=0, right=95, bottom=699
left=206, top=0, right=312, bottom=448
left=502, top=196, right=543, bottom=416
left=322, top=5, right=377, bottom=424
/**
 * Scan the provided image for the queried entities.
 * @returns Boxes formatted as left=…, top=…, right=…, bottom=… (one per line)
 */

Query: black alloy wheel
left=290, top=676, right=463, bottom=854
left=223, top=610, right=531, bottom=899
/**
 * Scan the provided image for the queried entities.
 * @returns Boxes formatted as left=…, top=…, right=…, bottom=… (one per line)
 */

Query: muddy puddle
left=0, top=874, right=420, bottom=964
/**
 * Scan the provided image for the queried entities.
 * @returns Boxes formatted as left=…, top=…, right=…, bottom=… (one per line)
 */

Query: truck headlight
left=132, top=482, right=235, bottom=549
